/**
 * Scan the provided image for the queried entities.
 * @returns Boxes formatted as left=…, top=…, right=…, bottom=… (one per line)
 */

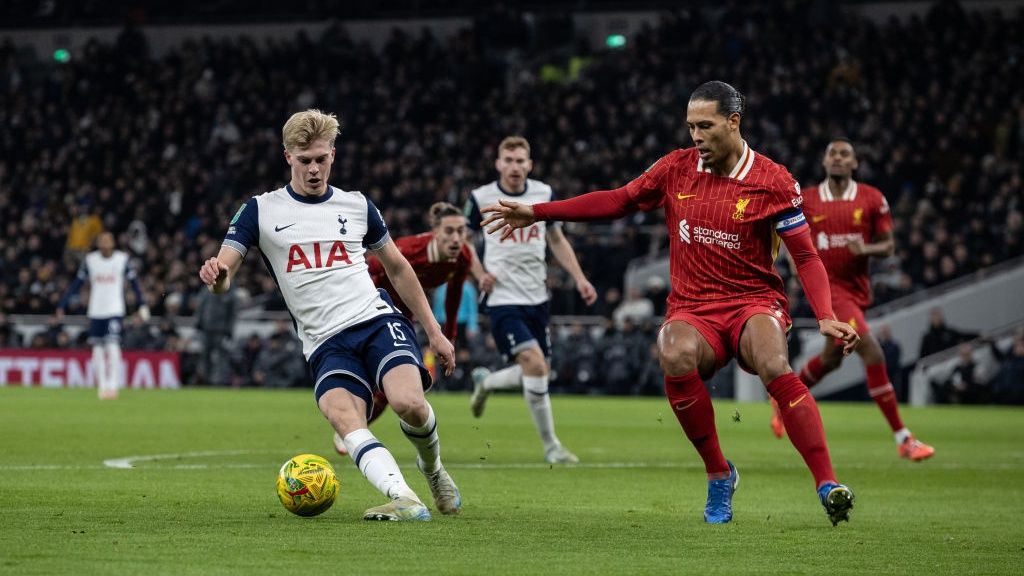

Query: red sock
left=798, top=355, right=827, bottom=388
left=767, top=373, right=836, bottom=488
left=665, top=372, right=730, bottom=479
left=866, top=363, right=904, bottom=432
left=367, top=390, right=389, bottom=425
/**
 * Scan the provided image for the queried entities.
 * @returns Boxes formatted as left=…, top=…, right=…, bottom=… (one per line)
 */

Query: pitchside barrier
left=733, top=258, right=1024, bottom=405
left=0, top=349, right=180, bottom=389
left=626, top=253, right=1024, bottom=405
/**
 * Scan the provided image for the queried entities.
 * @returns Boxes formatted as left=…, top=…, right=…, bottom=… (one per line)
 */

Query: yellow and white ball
left=276, top=454, right=339, bottom=517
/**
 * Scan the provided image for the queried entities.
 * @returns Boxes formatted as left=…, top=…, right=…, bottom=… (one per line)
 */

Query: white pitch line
left=0, top=449, right=1018, bottom=472
left=102, top=449, right=262, bottom=469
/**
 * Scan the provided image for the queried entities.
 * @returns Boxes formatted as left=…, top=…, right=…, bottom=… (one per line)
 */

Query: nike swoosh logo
left=673, top=398, right=699, bottom=411
left=275, top=223, right=296, bottom=232
left=788, top=394, right=808, bottom=408
left=811, top=215, right=827, bottom=223
left=676, top=194, right=697, bottom=200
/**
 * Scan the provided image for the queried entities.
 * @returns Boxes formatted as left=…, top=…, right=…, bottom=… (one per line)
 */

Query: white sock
left=343, top=429, right=419, bottom=502
left=105, top=343, right=122, bottom=393
left=894, top=427, right=911, bottom=445
left=522, top=374, right=559, bottom=450
left=91, top=345, right=107, bottom=394
left=484, top=365, right=523, bottom=391
left=400, top=403, right=442, bottom=473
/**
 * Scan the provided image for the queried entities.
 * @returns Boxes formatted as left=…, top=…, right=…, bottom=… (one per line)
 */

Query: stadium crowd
left=0, top=1, right=1021, bottom=394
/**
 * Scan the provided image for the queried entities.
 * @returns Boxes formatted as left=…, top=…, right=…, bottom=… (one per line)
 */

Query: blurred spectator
left=930, top=343, right=994, bottom=404
left=66, top=202, right=104, bottom=254
left=612, top=288, right=654, bottom=331
left=252, top=323, right=306, bottom=388
left=235, top=333, right=266, bottom=387
left=0, top=313, right=22, bottom=347
left=643, top=276, right=669, bottom=317
left=875, top=323, right=904, bottom=395
left=551, top=322, right=599, bottom=393
left=992, top=329, right=1024, bottom=404
left=593, top=287, right=622, bottom=321
left=918, top=308, right=978, bottom=361
left=155, top=320, right=183, bottom=352
left=122, top=315, right=157, bottom=350
left=194, top=285, right=239, bottom=386
left=633, top=342, right=664, bottom=396
left=599, top=318, right=649, bottom=395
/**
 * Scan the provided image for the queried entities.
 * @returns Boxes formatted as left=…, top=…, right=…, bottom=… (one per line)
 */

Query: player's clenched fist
left=199, top=257, right=230, bottom=289
left=428, top=331, right=456, bottom=377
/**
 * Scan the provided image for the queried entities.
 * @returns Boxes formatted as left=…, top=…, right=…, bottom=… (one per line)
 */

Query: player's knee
left=317, top=387, right=364, bottom=424
left=757, top=353, right=792, bottom=382
left=517, top=348, right=547, bottom=376
left=659, top=342, right=699, bottom=375
left=388, top=392, right=428, bottom=423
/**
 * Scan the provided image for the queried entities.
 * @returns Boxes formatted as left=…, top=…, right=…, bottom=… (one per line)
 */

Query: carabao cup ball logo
left=276, top=454, right=340, bottom=517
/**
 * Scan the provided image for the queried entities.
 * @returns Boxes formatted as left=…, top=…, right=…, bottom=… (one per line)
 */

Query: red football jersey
left=622, top=143, right=808, bottom=310
left=367, top=232, right=473, bottom=340
left=802, top=180, right=892, bottom=307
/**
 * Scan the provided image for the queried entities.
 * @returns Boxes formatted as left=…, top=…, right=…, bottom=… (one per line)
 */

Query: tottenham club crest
left=338, top=215, right=348, bottom=235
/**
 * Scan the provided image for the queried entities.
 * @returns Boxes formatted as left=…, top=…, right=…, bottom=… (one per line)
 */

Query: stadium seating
left=1, top=3, right=1020, bottom=393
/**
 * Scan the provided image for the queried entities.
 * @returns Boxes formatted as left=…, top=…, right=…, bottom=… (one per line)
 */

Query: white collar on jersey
left=696, top=140, right=755, bottom=181
left=820, top=178, right=858, bottom=201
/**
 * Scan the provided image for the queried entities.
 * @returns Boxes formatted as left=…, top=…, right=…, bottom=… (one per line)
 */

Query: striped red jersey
left=367, top=232, right=472, bottom=339
left=623, top=142, right=808, bottom=310
left=801, top=180, right=892, bottom=307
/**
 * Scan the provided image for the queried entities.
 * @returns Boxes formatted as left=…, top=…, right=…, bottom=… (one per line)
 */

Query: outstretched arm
left=481, top=186, right=636, bottom=240
left=547, top=226, right=597, bottom=305
left=782, top=226, right=860, bottom=354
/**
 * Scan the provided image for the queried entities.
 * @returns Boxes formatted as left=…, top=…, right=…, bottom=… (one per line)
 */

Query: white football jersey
left=78, top=250, right=134, bottom=318
left=222, top=185, right=394, bottom=357
left=466, top=178, right=556, bottom=306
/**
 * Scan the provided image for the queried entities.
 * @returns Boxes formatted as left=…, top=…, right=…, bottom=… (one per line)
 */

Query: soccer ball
left=276, top=454, right=339, bottom=517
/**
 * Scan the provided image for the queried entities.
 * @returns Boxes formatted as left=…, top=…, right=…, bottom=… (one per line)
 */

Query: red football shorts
left=664, top=298, right=792, bottom=374
left=831, top=293, right=870, bottom=337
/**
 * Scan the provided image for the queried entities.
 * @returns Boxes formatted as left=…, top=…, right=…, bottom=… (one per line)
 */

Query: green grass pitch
left=1, top=386, right=1021, bottom=575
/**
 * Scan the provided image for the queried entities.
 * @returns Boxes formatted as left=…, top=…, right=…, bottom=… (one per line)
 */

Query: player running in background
left=465, top=136, right=598, bottom=464
left=199, top=109, right=460, bottom=521
left=481, top=82, right=860, bottom=525
left=332, top=201, right=477, bottom=454
left=56, top=231, right=150, bottom=400
left=772, top=138, right=935, bottom=461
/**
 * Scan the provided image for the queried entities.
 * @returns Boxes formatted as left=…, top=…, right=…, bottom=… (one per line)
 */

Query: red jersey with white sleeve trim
left=367, top=232, right=472, bottom=340
left=801, top=180, right=892, bottom=308
left=623, top=142, right=808, bottom=310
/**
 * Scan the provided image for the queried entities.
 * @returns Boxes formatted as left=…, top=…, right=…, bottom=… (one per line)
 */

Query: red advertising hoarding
left=0, top=349, right=180, bottom=388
